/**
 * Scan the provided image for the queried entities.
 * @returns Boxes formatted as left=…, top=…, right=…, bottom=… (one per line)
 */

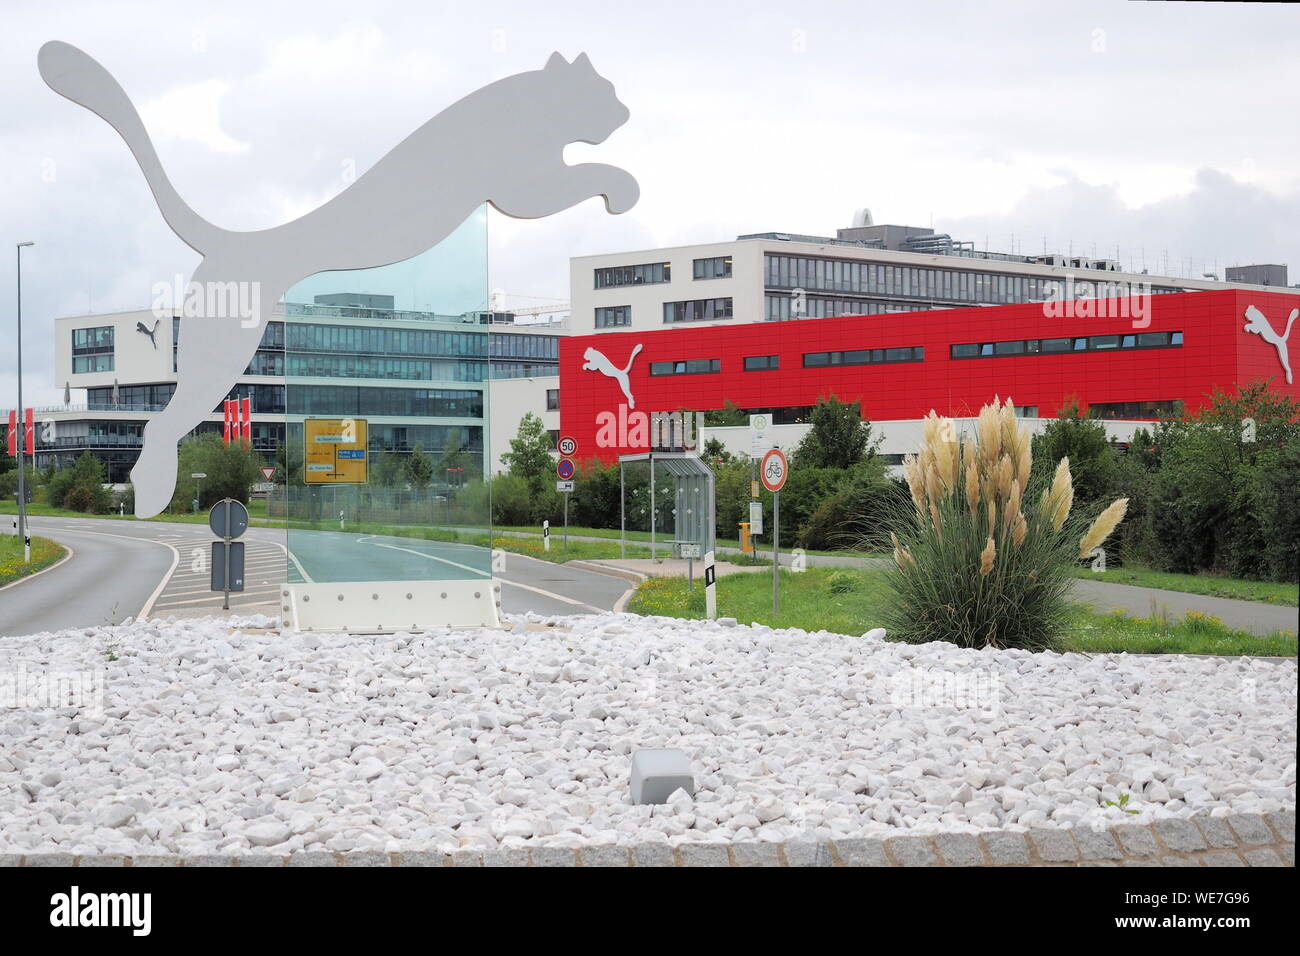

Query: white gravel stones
left=0, top=612, right=1293, bottom=856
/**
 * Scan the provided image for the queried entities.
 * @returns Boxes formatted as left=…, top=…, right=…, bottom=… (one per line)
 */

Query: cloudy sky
left=2, top=0, right=1297, bottom=406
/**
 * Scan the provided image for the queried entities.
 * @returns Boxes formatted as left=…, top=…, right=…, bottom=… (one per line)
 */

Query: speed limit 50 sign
left=557, top=436, right=578, bottom=457
left=760, top=448, right=788, bottom=492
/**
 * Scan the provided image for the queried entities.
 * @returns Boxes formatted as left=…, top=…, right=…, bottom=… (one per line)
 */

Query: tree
left=438, top=430, right=479, bottom=485
left=501, top=412, right=553, bottom=495
left=1145, top=381, right=1300, bottom=580
left=404, top=443, right=434, bottom=490
left=701, top=437, right=734, bottom=464
left=704, top=399, right=748, bottom=427
left=44, top=452, right=111, bottom=513
left=370, top=451, right=405, bottom=489
left=274, top=438, right=303, bottom=488
left=172, top=434, right=264, bottom=511
left=1031, top=399, right=1122, bottom=505
left=793, top=395, right=875, bottom=469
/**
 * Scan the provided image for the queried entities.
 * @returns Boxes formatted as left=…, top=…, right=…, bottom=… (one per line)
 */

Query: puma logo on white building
left=1244, top=304, right=1297, bottom=384
left=582, top=343, right=643, bottom=408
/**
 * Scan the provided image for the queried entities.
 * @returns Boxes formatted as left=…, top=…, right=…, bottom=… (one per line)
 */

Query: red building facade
left=559, top=289, right=1300, bottom=464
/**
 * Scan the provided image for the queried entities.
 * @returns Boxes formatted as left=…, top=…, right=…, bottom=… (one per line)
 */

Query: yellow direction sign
left=304, top=418, right=369, bottom=484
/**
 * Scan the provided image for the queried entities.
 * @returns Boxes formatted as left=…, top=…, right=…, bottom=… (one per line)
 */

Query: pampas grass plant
left=881, top=398, right=1129, bottom=651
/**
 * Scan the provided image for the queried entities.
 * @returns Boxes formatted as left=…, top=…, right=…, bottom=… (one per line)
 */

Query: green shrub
left=826, top=569, right=860, bottom=594
left=490, top=473, right=534, bottom=526
left=881, top=399, right=1128, bottom=652
left=42, top=452, right=111, bottom=513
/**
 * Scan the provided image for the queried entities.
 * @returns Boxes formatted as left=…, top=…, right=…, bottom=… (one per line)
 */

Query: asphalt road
left=1, top=518, right=181, bottom=635
left=1, top=517, right=634, bottom=636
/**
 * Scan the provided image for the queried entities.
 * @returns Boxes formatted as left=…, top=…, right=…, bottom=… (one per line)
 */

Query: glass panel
left=281, top=206, right=490, bottom=589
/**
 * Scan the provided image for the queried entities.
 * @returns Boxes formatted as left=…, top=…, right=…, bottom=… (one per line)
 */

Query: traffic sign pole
left=759, top=448, right=789, bottom=618
left=223, top=500, right=231, bottom=610
left=773, top=489, right=779, bottom=616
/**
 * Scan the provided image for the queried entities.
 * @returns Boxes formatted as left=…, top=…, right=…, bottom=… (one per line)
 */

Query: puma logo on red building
left=1244, top=304, right=1297, bottom=384
left=582, top=343, right=643, bottom=408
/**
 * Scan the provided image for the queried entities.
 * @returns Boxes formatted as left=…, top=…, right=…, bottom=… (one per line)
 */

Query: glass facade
left=649, top=358, right=722, bottom=376
left=1089, top=400, right=1184, bottom=420
left=803, top=346, right=924, bottom=368
left=693, top=256, right=732, bottom=279
left=71, top=325, right=114, bottom=372
left=595, top=305, right=631, bottom=329
left=951, top=331, right=1183, bottom=359
left=594, top=262, right=670, bottom=288
left=763, top=253, right=1179, bottom=320
left=87, top=383, right=175, bottom=409
left=664, top=298, right=733, bottom=324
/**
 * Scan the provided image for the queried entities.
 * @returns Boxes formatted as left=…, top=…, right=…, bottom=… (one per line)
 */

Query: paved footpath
left=3, top=811, right=1292, bottom=868
left=507, top=529, right=1296, bottom=636
left=1069, top=576, right=1297, bottom=637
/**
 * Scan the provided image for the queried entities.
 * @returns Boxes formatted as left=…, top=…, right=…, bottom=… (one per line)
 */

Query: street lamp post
left=15, top=241, right=33, bottom=563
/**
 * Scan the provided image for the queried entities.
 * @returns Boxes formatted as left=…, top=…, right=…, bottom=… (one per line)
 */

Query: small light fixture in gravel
left=630, top=749, right=695, bottom=805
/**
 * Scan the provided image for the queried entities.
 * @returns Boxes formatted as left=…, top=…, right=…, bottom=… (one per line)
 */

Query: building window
left=951, top=332, right=1183, bottom=359
left=1088, top=400, right=1184, bottom=421
left=802, top=346, right=924, bottom=368
left=693, top=256, right=732, bottom=280
left=546, top=388, right=560, bottom=411
left=663, top=298, right=733, bottom=324
left=71, top=326, right=115, bottom=373
left=594, top=262, right=670, bottom=288
left=649, top=358, right=721, bottom=376
left=595, top=305, right=631, bottom=329
left=743, top=355, right=779, bottom=371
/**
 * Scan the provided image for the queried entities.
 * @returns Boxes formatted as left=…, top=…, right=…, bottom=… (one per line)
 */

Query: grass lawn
left=1073, top=565, right=1298, bottom=607
left=1, top=498, right=275, bottom=525
left=0, top=535, right=66, bottom=587
left=492, top=523, right=881, bottom=558
left=626, top=566, right=1298, bottom=657
left=274, top=517, right=656, bottom=566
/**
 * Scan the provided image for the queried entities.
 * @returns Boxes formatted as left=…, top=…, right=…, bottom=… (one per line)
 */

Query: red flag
left=241, top=397, right=252, bottom=447
left=223, top=400, right=234, bottom=445
left=24, top=408, right=34, bottom=456
left=6, top=410, right=14, bottom=457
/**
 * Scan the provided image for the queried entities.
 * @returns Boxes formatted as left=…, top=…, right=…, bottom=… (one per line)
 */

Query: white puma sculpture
left=39, top=42, right=639, bottom=517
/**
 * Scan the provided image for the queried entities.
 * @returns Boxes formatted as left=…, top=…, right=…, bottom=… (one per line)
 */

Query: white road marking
left=367, top=540, right=492, bottom=578
left=24, top=524, right=180, bottom=620
left=497, top=578, right=603, bottom=613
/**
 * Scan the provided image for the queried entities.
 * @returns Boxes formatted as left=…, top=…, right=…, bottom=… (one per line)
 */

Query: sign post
left=556, top=458, right=575, bottom=548
left=760, top=448, right=788, bottom=616
left=680, top=542, right=701, bottom=589
left=304, top=418, right=369, bottom=484
left=191, top=472, right=206, bottom=513
left=208, top=498, right=249, bottom=611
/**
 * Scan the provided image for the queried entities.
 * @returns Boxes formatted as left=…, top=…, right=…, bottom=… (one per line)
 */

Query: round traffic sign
left=556, top=458, right=575, bottom=480
left=209, top=498, right=249, bottom=539
left=557, top=435, right=578, bottom=457
left=760, top=448, right=788, bottom=492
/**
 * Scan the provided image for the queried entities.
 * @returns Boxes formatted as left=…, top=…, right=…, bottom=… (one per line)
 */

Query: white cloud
left=140, top=80, right=249, bottom=154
